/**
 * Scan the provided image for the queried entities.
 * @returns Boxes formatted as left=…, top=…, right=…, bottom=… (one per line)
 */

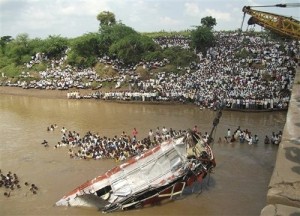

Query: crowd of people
left=43, top=123, right=281, bottom=162
left=67, top=32, right=297, bottom=111
left=1, top=32, right=298, bottom=111
left=264, top=131, right=283, bottom=145
left=218, top=126, right=282, bottom=146
left=51, top=125, right=194, bottom=161
left=153, top=35, right=191, bottom=49
left=0, top=170, right=39, bottom=198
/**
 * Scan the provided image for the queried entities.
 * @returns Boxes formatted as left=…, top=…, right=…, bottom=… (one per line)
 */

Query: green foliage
left=65, top=51, right=78, bottom=66
left=0, top=34, right=68, bottom=79
left=109, top=33, right=155, bottom=64
left=29, top=62, right=47, bottom=72
left=101, top=24, right=158, bottom=64
left=143, top=51, right=164, bottom=62
left=201, top=16, right=217, bottom=29
left=162, top=47, right=196, bottom=67
left=0, top=36, right=13, bottom=53
left=162, top=47, right=178, bottom=62
left=0, top=55, right=13, bottom=68
left=235, top=48, right=250, bottom=59
left=94, top=62, right=105, bottom=74
left=261, top=72, right=272, bottom=82
left=4, top=33, right=31, bottom=64
left=99, top=23, right=137, bottom=54
left=190, top=26, right=215, bottom=54
left=67, top=33, right=101, bottom=67
left=71, top=33, right=101, bottom=56
left=0, top=35, right=13, bottom=44
left=0, top=63, right=21, bottom=77
left=139, top=35, right=158, bottom=52
left=29, top=38, right=46, bottom=54
left=40, top=35, right=68, bottom=59
left=67, top=54, right=97, bottom=68
left=20, top=54, right=32, bottom=64
left=0, top=14, right=219, bottom=79
left=153, top=64, right=178, bottom=74
left=100, top=81, right=115, bottom=90
left=19, top=76, right=39, bottom=82
left=136, top=66, right=151, bottom=80
left=94, top=63, right=118, bottom=78
left=241, top=37, right=250, bottom=45
left=142, top=30, right=191, bottom=38
left=97, top=11, right=116, bottom=28
left=176, top=49, right=197, bottom=66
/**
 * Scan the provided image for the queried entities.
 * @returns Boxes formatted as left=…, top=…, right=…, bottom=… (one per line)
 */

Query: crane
left=241, top=3, right=300, bottom=40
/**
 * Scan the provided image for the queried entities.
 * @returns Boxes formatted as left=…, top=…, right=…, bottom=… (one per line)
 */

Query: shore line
left=0, top=86, right=288, bottom=112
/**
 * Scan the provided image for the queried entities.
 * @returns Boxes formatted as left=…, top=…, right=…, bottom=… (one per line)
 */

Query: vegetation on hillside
left=0, top=11, right=218, bottom=81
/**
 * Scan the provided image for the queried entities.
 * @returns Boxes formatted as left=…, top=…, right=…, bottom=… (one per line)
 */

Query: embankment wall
left=261, top=68, right=300, bottom=215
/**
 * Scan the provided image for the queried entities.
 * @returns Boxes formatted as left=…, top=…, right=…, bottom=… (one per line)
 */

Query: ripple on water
left=19, top=153, right=35, bottom=162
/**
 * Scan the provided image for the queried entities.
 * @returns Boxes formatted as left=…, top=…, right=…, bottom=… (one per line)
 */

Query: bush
left=95, top=63, right=118, bottom=78
left=136, top=66, right=150, bottom=80
left=29, top=62, right=48, bottom=72
left=261, top=72, right=272, bottom=82
left=235, top=48, right=250, bottom=59
left=0, top=55, right=13, bottom=69
left=0, top=63, right=21, bottom=77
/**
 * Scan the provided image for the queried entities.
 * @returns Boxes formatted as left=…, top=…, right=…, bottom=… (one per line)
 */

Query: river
left=0, top=94, right=286, bottom=216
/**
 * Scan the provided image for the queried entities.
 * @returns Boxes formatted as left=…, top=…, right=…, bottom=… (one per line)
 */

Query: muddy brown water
left=0, top=95, right=286, bottom=216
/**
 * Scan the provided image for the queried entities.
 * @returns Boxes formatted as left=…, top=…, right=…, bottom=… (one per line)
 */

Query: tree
left=109, top=34, right=145, bottom=64
left=143, top=51, right=164, bottom=62
left=5, top=33, right=31, bottom=64
left=0, top=36, right=13, bottom=54
left=98, top=23, right=137, bottom=55
left=67, top=33, right=101, bottom=67
left=191, top=26, right=215, bottom=54
left=163, top=47, right=197, bottom=67
left=71, top=33, right=101, bottom=56
left=139, top=35, right=158, bottom=53
left=97, top=11, right=116, bottom=28
left=108, top=31, right=158, bottom=64
left=201, top=16, right=217, bottom=29
left=29, top=38, right=44, bottom=54
left=39, top=35, right=68, bottom=59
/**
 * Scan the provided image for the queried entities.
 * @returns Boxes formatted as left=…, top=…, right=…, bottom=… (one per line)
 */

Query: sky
left=0, top=0, right=299, bottom=39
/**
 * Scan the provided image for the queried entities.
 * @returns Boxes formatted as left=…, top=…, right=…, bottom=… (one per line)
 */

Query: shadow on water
left=291, top=212, right=300, bottom=216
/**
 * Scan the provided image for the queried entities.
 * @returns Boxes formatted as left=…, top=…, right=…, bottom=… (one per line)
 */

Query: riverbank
left=0, top=86, right=290, bottom=112
left=0, top=86, right=92, bottom=99
left=0, top=86, right=184, bottom=106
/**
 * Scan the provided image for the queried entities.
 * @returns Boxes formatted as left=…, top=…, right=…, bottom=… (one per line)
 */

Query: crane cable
left=249, top=3, right=300, bottom=8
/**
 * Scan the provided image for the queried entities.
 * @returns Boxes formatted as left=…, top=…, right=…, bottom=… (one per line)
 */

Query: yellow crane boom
left=242, top=4, right=300, bottom=40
